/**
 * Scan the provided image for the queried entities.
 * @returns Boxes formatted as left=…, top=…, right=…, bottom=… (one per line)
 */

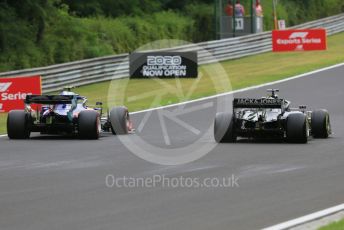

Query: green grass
left=0, top=114, right=6, bottom=134
left=319, top=218, right=344, bottom=230
left=73, top=32, right=344, bottom=110
left=1, top=32, right=344, bottom=134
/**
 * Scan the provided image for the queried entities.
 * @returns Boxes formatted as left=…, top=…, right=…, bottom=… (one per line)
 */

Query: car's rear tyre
left=7, top=110, right=31, bottom=139
left=311, top=109, right=331, bottom=138
left=109, top=107, right=129, bottom=135
left=286, top=113, right=308, bottom=143
left=78, top=111, right=100, bottom=139
left=214, top=112, right=236, bottom=143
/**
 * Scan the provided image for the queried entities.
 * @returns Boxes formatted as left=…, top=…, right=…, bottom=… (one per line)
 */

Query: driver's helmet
left=60, top=90, right=77, bottom=96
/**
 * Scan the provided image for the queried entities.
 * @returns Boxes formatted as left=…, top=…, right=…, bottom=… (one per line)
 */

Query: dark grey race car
left=214, top=89, right=331, bottom=143
left=7, top=89, right=133, bottom=140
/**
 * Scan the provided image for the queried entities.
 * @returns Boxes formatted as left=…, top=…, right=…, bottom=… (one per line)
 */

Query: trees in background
left=0, top=0, right=343, bottom=71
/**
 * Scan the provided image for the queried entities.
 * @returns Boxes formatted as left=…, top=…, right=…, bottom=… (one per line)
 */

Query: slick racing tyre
left=109, top=107, right=129, bottom=135
left=311, top=109, right=331, bottom=138
left=78, top=111, right=100, bottom=139
left=214, top=112, right=237, bottom=143
left=7, top=110, right=31, bottom=139
left=286, top=113, right=308, bottom=143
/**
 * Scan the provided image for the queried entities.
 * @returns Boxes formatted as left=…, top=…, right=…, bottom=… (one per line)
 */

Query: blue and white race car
left=7, top=88, right=133, bottom=139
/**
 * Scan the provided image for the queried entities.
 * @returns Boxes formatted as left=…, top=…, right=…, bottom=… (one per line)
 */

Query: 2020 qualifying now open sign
left=272, top=29, right=327, bottom=52
left=0, top=75, right=42, bottom=112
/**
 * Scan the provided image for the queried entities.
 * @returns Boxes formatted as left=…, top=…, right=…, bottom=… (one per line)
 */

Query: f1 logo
left=289, top=32, right=309, bottom=50
left=0, top=82, right=12, bottom=92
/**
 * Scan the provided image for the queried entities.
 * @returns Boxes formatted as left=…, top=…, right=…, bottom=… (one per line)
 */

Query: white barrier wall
left=1, top=14, right=344, bottom=93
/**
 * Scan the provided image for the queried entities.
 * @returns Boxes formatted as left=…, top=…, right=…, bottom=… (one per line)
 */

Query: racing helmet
left=60, top=90, right=77, bottom=96
left=60, top=86, right=78, bottom=96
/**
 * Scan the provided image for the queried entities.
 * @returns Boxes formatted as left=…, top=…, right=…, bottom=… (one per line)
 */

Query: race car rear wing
left=24, top=95, right=77, bottom=105
left=233, top=98, right=284, bottom=109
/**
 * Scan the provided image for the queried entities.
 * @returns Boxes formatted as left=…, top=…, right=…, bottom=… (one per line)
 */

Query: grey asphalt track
left=1, top=65, right=344, bottom=230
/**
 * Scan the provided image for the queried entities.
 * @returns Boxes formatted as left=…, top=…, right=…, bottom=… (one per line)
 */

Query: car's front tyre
left=311, top=109, right=331, bottom=138
left=109, top=107, right=129, bottom=135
